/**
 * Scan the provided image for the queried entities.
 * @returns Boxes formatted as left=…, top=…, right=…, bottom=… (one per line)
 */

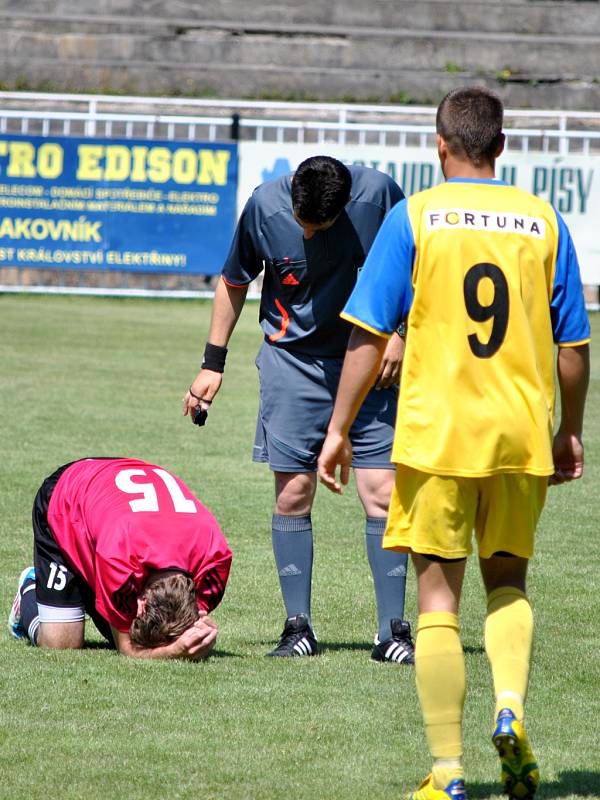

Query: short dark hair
left=436, top=86, right=504, bottom=167
left=291, top=155, right=352, bottom=224
left=129, top=572, right=199, bottom=648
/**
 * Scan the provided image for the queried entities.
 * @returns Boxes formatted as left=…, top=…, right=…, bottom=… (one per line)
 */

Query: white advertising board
left=238, top=142, right=599, bottom=285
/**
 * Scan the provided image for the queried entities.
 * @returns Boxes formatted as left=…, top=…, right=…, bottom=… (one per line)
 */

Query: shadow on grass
left=209, top=649, right=243, bottom=659
left=254, top=638, right=373, bottom=653
left=318, top=642, right=486, bottom=656
left=317, top=641, right=373, bottom=653
left=83, top=641, right=242, bottom=659
left=467, top=771, right=600, bottom=798
left=84, top=639, right=114, bottom=650
left=254, top=640, right=489, bottom=657
left=463, top=644, right=485, bottom=655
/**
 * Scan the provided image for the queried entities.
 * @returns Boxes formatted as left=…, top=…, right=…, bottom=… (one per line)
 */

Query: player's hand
left=549, top=430, right=584, bottom=485
left=374, top=332, right=404, bottom=389
left=196, top=610, right=218, bottom=630
left=182, top=370, right=223, bottom=419
left=317, top=431, right=352, bottom=494
left=171, top=615, right=218, bottom=661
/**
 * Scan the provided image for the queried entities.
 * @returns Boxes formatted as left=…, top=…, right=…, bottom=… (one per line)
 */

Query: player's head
left=436, top=86, right=505, bottom=170
left=129, top=571, right=199, bottom=648
left=292, top=155, right=352, bottom=235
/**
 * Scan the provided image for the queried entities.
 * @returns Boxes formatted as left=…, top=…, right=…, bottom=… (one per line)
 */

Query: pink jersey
left=47, top=458, right=232, bottom=632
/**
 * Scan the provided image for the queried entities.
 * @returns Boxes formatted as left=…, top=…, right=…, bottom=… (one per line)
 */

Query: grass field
left=0, top=294, right=598, bottom=800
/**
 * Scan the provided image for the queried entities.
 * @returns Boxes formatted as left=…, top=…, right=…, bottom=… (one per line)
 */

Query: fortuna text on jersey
left=426, top=209, right=546, bottom=238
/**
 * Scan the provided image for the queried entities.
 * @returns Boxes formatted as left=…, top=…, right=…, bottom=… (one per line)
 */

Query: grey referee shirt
left=222, top=165, right=404, bottom=358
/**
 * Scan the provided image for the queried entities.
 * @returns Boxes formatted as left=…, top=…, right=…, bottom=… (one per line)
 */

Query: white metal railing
left=0, top=91, right=598, bottom=303
left=3, top=91, right=600, bottom=124
left=1, top=91, right=600, bottom=153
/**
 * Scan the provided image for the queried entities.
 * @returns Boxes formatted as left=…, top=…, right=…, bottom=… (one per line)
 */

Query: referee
left=184, top=155, right=414, bottom=662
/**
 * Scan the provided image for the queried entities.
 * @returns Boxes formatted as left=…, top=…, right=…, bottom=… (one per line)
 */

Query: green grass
left=0, top=295, right=598, bottom=800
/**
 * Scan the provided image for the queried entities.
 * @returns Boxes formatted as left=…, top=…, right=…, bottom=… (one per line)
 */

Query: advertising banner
left=0, top=135, right=238, bottom=274
left=238, top=142, right=599, bottom=285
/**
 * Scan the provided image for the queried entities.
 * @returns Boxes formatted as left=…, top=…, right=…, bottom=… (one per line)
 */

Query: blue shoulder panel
left=550, top=210, right=590, bottom=344
left=342, top=199, right=415, bottom=333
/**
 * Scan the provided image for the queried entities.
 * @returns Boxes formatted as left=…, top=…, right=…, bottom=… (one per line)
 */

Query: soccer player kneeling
left=9, top=457, right=232, bottom=660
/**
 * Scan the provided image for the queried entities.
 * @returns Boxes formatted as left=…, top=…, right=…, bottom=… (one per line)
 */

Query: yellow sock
left=484, top=587, right=533, bottom=722
left=416, top=612, right=465, bottom=788
left=432, top=758, right=464, bottom=791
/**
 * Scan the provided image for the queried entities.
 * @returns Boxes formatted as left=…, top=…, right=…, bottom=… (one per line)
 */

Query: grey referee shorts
left=253, top=342, right=396, bottom=473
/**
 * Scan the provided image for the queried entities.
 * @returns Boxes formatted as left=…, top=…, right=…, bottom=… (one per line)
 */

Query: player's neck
left=443, top=157, right=496, bottom=181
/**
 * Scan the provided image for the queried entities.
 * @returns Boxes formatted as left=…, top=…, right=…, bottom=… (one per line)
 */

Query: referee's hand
left=182, top=370, right=222, bottom=419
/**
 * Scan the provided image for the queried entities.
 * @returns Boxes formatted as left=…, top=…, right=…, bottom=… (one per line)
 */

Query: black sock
left=20, top=580, right=40, bottom=645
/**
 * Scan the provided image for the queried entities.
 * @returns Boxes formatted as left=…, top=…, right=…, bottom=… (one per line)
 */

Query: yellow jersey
left=342, top=178, right=590, bottom=477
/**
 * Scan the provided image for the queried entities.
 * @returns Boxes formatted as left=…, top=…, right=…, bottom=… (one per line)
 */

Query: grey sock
left=272, top=514, right=313, bottom=622
left=365, top=516, right=408, bottom=641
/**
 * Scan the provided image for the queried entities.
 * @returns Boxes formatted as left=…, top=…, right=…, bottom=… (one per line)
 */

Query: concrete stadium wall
left=1, top=1, right=600, bottom=108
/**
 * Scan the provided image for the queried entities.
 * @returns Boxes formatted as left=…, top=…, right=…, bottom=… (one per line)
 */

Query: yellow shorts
left=384, top=465, right=548, bottom=560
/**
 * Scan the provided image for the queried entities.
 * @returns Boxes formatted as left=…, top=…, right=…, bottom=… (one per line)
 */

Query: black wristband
left=395, top=320, right=407, bottom=337
left=201, top=342, right=228, bottom=373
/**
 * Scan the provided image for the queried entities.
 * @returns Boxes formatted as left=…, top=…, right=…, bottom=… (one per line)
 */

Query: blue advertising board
left=0, top=134, right=238, bottom=274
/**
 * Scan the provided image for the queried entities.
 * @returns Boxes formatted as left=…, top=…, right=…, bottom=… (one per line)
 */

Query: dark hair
left=129, top=572, right=199, bottom=648
left=436, top=86, right=504, bottom=167
left=291, top=155, right=352, bottom=224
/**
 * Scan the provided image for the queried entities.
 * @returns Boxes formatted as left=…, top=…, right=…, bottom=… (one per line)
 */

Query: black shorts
left=32, top=460, right=114, bottom=644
